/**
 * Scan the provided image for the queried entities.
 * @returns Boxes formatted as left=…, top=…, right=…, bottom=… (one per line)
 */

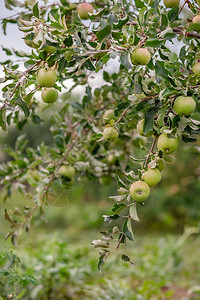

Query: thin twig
left=179, top=0, right=189, bottom=14
left=116, top=233, right=125, bottom=250
left=115, top=106, right=130, bottom=124
left=144, top=137, right=157, bottom=168
left=139, top=94, right=158, bottom=102
left=9, top=60, right=42, bottom=100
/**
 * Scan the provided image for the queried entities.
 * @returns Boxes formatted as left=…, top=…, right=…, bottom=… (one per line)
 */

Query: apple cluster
left=129, top=93, right=196, bottom=203
left=36, top=68, right=58, bottom=104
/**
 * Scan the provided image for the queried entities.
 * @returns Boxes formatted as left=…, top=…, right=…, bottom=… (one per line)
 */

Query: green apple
left=103, top=109, right=115, bottom=121
left=36, top=68, right=57, bottom=87
left=103, top=127, right=119, bottom=142
left=163, top=0, right=179, bottom=8
left=130, top=180, right=150, bottom=202
left=136, top=119, right=154, bottom=137
left=57, top=165, right=75, bottom=179
left=173, top=96, right=196, bottom=115
left=192, top=62, right=200, bottom=75
left=142, top=168, right=161, bottom=186
left=41, top=88, right=58, bottom=104
left=192, top=15, right=200, bottom=23
left=157, top=158, right=165, bottom=171
left=77, top=3, right=94, bottom=20
left=157, top=133, right=179, bottom=154
left=131, top=48, right=151, bottom=65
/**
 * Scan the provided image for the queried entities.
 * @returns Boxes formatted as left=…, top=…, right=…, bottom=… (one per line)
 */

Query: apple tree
left=1, top=0, right=200, bottom=270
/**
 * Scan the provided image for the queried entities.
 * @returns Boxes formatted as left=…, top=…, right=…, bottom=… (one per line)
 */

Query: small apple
left=103, top=109, right=115, bottom=121
left=173, top=96, right=196, bottom=115
left=163, top=0, right=179, bottom=8
left=192, top=62, right=200, bottom=75
left=157, top=158, right=165, bottom=171
left=103, top=127, right=119, bottom=142
left=41, top=88, right=58, bottom=104
left=192, top=15, right=200, bottom=24
left=77, top=3, right=94, bottom=20
left=131, top=48, right=151, bottom=65
left=142, top=168, right=161, bottom=187
left=136, top=119, right=154, bottom=137
left=36, top=68, right=57, bottom=87
left=157, top=133, right=179, bottom=154
left=57, top=165, right=75, bottom=179
left=130, top=180, right=150, bottom=202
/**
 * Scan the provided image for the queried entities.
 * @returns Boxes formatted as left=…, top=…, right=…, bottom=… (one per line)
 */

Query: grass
left=0, top=188, right=200, bottom=299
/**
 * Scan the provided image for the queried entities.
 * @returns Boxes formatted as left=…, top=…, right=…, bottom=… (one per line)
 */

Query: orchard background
left=1, top=0, right=200, bottom=299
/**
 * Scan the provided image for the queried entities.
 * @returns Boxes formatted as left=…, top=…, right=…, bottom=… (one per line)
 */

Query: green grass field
left=0, top=189, right=200, bottom=300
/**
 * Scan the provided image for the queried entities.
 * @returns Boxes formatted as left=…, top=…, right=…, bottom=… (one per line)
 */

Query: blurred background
left=1, top=1, right=200, bottom=299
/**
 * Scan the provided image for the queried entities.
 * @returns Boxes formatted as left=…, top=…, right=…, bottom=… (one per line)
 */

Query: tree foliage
left=1, top=0, right=200, bottom=269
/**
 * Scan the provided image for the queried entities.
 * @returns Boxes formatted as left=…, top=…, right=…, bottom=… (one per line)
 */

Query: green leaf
left=103, top=214, right=120, bottom=223
left=95, top=54, right=110, bottom=72
left=168, top=6, right=179, bottom=22
left=143, top=109, right=156, bottom=135
left=33, top=2, right=40, bottom=18
left=135, top=0, right=145, bottom=8
left=112, top=203, right=126, bottom=214
left=123, top=219, right=134, bottom=241
left=103, top=71, right=110, bottom=82
left=15, top=96, right=30, bottom=117
left=96, top=24, right=112, bottom=42
left=63, top=35, right=73, bottom=47
left=187, top=23, right=200, bottom=32
left=129, top=204, right=140, bottom=222
left=155, top=61, right=169, bottom=79
left=121, top=254, right=134, bottom=265
left=146, top=39, right=163, bottom=47
left=120, top=52, right=132, bottom=70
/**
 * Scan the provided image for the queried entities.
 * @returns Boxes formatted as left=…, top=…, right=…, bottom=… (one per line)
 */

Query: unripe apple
left=41, top=88, right=58, bottom=104
left=103, top=109, right=115, bottom=121
left=131, top=48, right=151, bottom=65
left=192, top=62, right=200, bottom=75
left=173, top=96, right=196, bottom=115
left=163, top=0, right=179, bottom=8
left=157, top=133, right=179, bottom=155
left=36, top=68, right=57, bottom=87
left=192, top=15, right=200, bottom=24
left=77, top=3, right=94, bottom=20
left=136, top=119, right=154, bottom=137
left=142, top=168, right=161, bottom=186
left=130, top=180, right=150, bottom=202
left=103, top=127, right=119, bottom=142
left=57, top=165, right=75, bottom=179
left=157, top=158, right=165, bottom=171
